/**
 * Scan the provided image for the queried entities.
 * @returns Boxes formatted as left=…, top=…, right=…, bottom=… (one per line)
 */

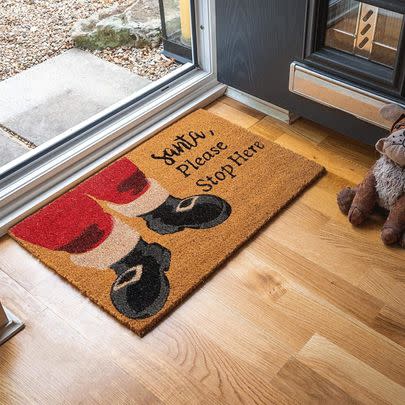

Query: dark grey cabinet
left=216, top=0, right=405, bottom=145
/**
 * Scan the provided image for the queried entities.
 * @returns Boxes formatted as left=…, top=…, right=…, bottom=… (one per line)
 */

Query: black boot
left=110, top=238, right=171, bottom=319
left=140, top=194, right=232, bottom=235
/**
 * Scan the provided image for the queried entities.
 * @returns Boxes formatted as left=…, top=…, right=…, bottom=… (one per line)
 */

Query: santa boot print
left=109, top=238, right=171, bottom=319
left=11, top=190, right=171, bottom=320
left=79, top=158, right=232, bottom=235
left=139, top=194, right=232, bottom=235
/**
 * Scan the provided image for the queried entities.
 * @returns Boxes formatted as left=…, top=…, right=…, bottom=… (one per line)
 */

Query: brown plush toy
left=337, top=103, right=405, bottom=247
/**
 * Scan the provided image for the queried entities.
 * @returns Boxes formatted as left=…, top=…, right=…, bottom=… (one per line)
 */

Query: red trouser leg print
left=11, top=157, right=232, bottom=320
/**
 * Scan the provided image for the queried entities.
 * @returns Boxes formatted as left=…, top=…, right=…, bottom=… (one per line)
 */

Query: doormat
left=9, top=109, right=324, bottom=336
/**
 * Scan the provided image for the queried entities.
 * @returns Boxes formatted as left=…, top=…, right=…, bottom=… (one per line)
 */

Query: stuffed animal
left=337, top=103, right=405, bottom=247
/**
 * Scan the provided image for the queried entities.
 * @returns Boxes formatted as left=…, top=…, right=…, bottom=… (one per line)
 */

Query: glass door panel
left=0, top=0, right=196, bottom=169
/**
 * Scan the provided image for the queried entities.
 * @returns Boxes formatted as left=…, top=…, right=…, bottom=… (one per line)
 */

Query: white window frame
left=0, top=0, right=225, bottom=235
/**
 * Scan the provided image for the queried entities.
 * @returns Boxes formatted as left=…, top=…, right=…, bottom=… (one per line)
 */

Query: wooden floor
left=1, top=96, right=405, bottom=404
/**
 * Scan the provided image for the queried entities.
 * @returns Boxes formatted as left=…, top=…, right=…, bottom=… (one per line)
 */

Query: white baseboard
left=225, top=86, right=299, bottom=124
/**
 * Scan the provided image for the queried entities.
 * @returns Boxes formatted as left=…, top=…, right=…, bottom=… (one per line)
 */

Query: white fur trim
left=107, top=178, right=169, bottom=218
left=374, top=155, right=405, bottom=210
left=70, top=218, right=140, bottom=269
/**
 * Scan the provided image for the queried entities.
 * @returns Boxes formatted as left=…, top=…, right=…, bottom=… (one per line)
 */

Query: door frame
left=0, top=0, right=224, bottom=236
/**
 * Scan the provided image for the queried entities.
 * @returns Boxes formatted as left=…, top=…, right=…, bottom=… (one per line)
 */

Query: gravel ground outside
left=0, top=0, right=180, bottom=82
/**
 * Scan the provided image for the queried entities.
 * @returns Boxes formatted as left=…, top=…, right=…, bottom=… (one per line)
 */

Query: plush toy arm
left=347, top=167, right=377, bottom=226
left=381, top=194, right=405, bottom=246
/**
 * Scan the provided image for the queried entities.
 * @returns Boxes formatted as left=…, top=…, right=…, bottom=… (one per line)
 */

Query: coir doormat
left=9, top=109, right=324, bottom=336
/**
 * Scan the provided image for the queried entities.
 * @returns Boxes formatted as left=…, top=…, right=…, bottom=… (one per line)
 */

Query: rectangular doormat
left=9, top=109, right=324, bottom=336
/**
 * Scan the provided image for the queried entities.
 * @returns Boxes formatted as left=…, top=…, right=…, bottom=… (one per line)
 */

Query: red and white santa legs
left=74, top=158, right=170, bottom=221
left=78, top=158, right=231, bottom=236
left=11, top=159, right=172, bottom=319
left=11, top=158, right=231, bottom=319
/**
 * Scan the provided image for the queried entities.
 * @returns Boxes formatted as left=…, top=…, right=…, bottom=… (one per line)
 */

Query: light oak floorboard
left=0, top=97, right=404, bottom=404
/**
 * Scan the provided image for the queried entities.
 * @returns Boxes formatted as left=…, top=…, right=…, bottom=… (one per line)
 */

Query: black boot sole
left=143, top=198, right=232, bottom=235
left=110, top=239, right=171, bottom=319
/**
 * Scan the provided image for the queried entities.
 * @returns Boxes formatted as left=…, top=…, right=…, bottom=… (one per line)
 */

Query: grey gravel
left=0, top=0, right=180, bottom=82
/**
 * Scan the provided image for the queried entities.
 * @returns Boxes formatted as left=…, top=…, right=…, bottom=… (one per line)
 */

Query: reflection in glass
left=160, top=0, right=192, bottom=62
left=325, top=0, right=403, bottom=68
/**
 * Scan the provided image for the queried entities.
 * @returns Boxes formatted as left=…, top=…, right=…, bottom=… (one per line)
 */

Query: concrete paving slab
left=0, top=49, right=150, bottom=145
left=0, top=129, right=29, bottom=166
